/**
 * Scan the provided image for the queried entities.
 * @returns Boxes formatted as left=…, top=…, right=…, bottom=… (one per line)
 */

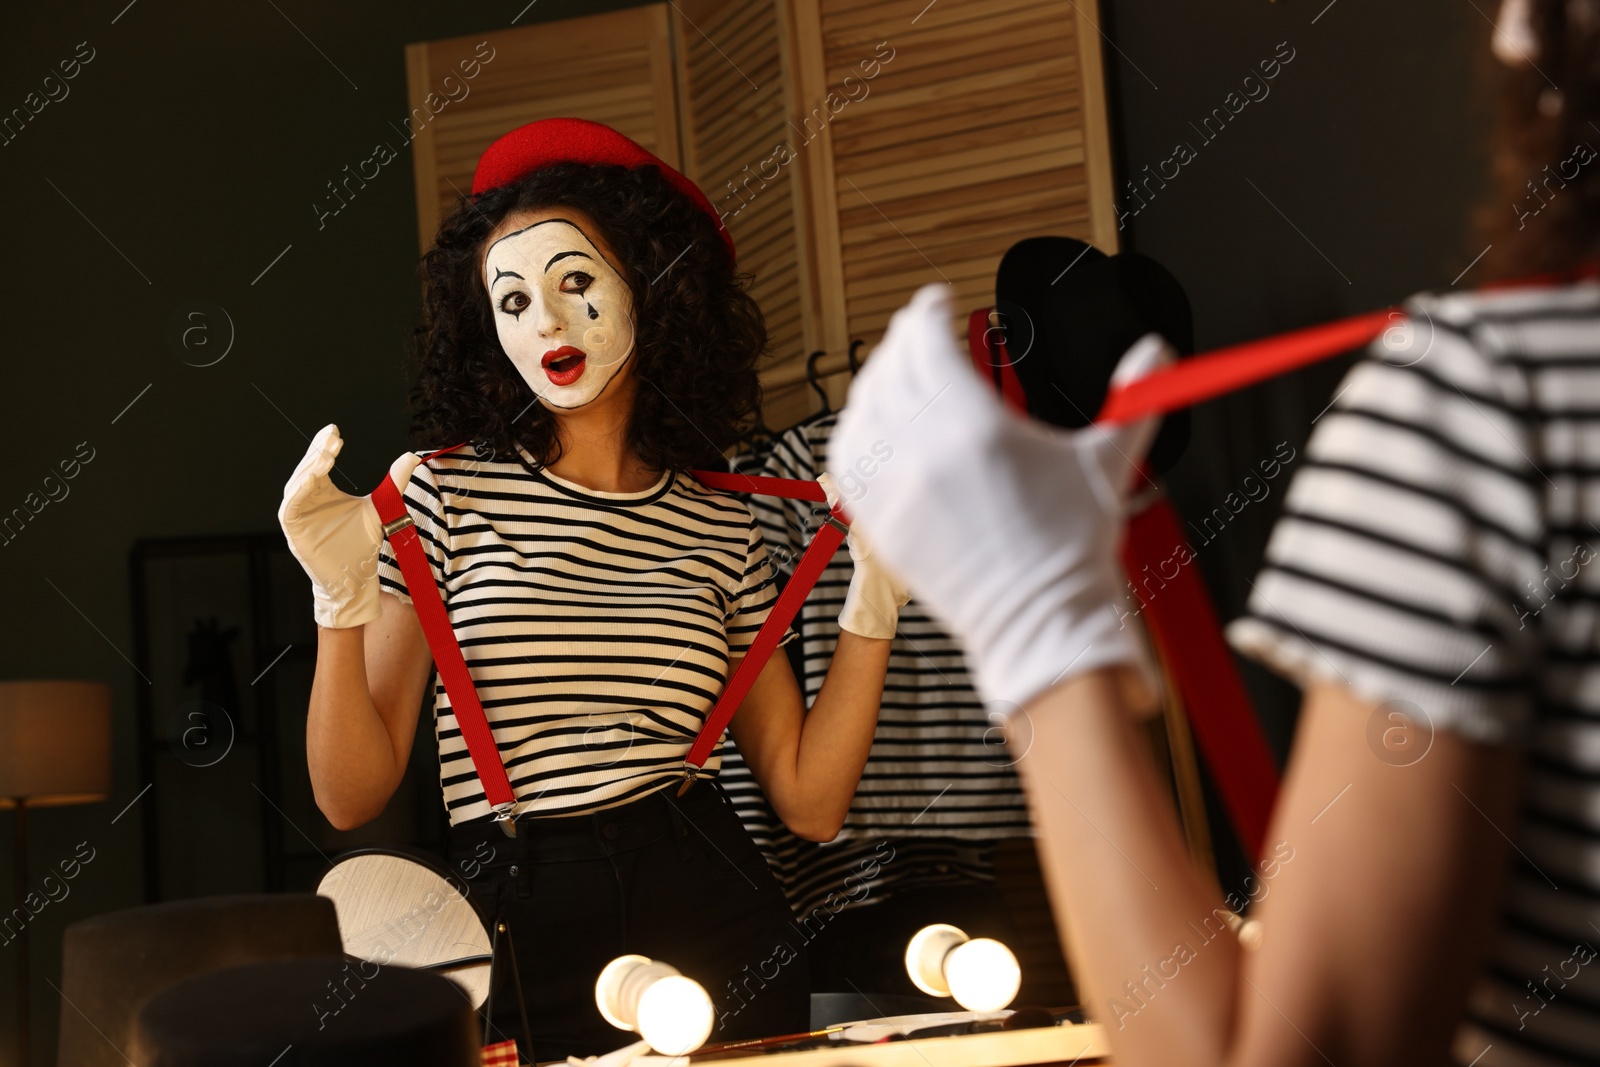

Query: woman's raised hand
left=277, top=424, right=422, bottom=629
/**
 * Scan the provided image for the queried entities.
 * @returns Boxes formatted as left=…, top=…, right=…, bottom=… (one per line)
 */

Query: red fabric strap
left=1121, top=497, right=1279, bottom=856
left=684, top=511, right=848, bottom=769
left=967, top=307, right=1029, bottom=413
left=1097, top=309, right=1395, bottom=425
left=688, top=469, right=829, bottom=503
left=371, top=464, right=518, bottom=811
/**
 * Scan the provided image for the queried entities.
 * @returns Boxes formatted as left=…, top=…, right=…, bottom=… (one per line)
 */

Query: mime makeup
left=483, top=217, right=637, bottom=410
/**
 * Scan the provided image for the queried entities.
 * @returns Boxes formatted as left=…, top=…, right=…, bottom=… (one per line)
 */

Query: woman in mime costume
left=277, top=117, right=909, bottom=1060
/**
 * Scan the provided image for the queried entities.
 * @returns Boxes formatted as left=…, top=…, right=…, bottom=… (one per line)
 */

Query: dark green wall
left=1103, top=0, right=1493, bottom=759
left=0, top=2, right=649, bottom=1061
left=0, top=0, right=1493, bottom=1062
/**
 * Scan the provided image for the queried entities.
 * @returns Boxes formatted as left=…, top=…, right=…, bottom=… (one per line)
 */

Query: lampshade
left=0, top=680, right=112, bottom=806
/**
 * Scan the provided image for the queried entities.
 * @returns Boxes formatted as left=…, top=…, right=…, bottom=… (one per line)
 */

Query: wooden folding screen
left=796, top=0, right=1120, bottom=348
left=669, top=0, right=820, bottom=426
left=403, top=7, right=681, bottom=256
left=404, top=0, right=1118, bottom=427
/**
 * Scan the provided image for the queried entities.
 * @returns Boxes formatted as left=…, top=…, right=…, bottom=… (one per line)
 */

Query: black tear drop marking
left=587, top=302, right=599, bottom=320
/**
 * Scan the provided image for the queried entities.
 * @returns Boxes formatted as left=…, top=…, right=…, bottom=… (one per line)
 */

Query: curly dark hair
left=409, top=161, right=766, bottom=471
left=1477, top=0, right=1600, bottom=277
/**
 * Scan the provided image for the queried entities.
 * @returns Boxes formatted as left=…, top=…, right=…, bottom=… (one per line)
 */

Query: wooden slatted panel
left=673, top=0, right=814, bottom=428
left=816, top=0, right=1117, bottom=350
left=404, top=6, right=680, bottom=256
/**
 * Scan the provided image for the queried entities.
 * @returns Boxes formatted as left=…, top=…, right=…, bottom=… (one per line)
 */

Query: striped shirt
left=1226, top=280, right=1600, bottom=1066
left=720, top=414, right=1032, bottom=919
left=375, top=443, right=788, bottom=826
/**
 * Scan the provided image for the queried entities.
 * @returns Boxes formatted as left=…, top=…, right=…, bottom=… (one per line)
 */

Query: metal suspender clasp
left=492, top=801, right=519, bottom=838
left=821, top=512, right=849, bottom=537
left=677, top=763, right=699, bottom=797
left=381, top=514, right=415, bottom=538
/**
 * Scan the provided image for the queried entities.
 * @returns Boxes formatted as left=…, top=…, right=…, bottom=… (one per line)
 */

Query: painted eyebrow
left=545, top=250, right=593, bottom=272
left=490, top=267, right=524, bottom=289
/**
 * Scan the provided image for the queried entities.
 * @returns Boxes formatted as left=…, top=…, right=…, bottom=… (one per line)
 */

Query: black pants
left=446, top=780, right=809, bottom=1062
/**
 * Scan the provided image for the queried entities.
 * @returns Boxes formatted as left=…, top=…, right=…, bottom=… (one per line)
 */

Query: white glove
left=818, top=472, right=911, bottom=640
left=277, top=423, right=423, bottom=629
left=826, top=282, right=1171, bottom=716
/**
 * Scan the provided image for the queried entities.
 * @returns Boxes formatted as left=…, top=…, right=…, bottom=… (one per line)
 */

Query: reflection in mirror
left=316, top=850, right=493, bottom=1009
left=360, top=2, right=1144, bottom=1063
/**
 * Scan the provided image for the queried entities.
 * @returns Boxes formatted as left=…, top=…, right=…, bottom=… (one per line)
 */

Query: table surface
left=649, top=1022, right=1111, bottom=1067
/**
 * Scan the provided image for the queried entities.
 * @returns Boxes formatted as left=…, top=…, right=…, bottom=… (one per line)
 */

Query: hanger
left=847, top=339, right=864, bottom=376
left=806, top=350, right=831, bottom=415
left=753, top=405, right=777, bottom=446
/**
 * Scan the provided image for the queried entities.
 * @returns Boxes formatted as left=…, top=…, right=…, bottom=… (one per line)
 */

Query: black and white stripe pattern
left=720, top=414, right=1032, bottom=919
left=1228, top=280, right=1600, bottom=1066
left=375, top=443, right=784, bottom=825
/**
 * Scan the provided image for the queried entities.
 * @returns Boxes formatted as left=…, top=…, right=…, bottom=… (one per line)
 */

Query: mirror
left=392, top=1, right=1149, bottom=1056
left=307, top=1, right=1212, bottom=1061
left=316, top=849, right=493, bottom=1010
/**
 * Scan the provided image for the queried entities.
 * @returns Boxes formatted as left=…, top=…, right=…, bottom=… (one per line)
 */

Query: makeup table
left=685, top=1020, right=1109, bottom=1067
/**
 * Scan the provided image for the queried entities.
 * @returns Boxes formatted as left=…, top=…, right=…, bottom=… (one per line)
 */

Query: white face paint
left=483, top=217, right=637, bottom=410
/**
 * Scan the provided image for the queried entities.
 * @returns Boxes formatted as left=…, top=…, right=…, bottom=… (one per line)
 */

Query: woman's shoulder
left=669, top=469, right=765, bottom=531
left=1401, top=277, right=1600, bottom=352
left=1358, top=279, right=1600, bottom=409
left=408, top=442, right=538, bottom=498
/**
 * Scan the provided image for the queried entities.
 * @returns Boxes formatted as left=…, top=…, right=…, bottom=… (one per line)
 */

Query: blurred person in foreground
left=827, top=2, right=1600, bottom=1063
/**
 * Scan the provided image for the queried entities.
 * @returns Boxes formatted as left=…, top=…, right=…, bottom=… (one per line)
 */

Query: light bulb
left=636, top=974, right=715, bottom=1056
left=595, top=955, right=714, bottom=1055
left=944, top=937, right=1021, bottom=1012
left=904, top=924, right=1021, bottom=1012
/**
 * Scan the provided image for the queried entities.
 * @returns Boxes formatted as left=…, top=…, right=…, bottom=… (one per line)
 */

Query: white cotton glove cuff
left=820, top=472, right=911, bottom=640
left=839, top=556, right=909, bottom=640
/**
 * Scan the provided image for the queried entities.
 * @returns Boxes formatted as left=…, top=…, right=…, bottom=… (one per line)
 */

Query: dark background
left=0, top=0, right=1493, bottom=1061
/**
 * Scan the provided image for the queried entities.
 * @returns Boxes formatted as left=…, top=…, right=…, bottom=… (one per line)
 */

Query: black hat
left=992, top=236, right=1193, bottom=473
left=129, top=957, right=480, bottom=1067
left=57, top=894, right=345, bottom=1067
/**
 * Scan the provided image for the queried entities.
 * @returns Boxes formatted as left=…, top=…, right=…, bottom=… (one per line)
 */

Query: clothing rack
left=742, top=340, right=866, bottom=455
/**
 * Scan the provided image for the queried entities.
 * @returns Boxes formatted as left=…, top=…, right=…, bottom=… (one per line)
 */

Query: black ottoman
left=57, top=894, right=345, bottom=1067
left=128, top=958, right=480, bottom=1067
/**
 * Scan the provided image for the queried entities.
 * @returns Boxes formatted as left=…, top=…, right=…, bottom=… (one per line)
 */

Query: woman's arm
left=279, top=429, right=437, bottom=830
left=817, top=283, right=1537, bottom=1065
left=306, top=591, right=434, bottom=830
left=1014, top=669, right=1520, bottom=1067
left=726, top=631, right=892, bottom=842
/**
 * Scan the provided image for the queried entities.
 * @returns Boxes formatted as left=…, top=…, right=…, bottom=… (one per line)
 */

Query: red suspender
left=368, top=444, right=519, bottom=833
left=968, top=310, right=1287, bottom=858
left=368, top=451, right=845, bottom=835
left=678, top=471, right=848, bottom=788
left=1119, top=497, right=1279, bottom=857
left=1097, top=309, right=1394, bottom=425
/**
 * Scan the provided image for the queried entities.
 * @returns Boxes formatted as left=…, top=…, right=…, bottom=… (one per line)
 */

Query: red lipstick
left=541, top=345, right=587, bottom=387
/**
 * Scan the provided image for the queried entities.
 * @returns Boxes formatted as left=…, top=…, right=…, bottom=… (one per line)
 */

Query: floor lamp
left=0, top=681, right=112, bottom=1067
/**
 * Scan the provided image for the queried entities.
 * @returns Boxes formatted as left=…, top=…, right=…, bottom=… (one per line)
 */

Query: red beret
left=471, top=117, right=735, bottom=262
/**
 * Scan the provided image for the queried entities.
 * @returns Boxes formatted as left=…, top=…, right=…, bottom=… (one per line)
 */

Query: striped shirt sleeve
left=1226, top=298, right=1546, bottom=744
left=375, top=455, right=450, bottom=608
left=725, top=508, right=793, bottom=658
